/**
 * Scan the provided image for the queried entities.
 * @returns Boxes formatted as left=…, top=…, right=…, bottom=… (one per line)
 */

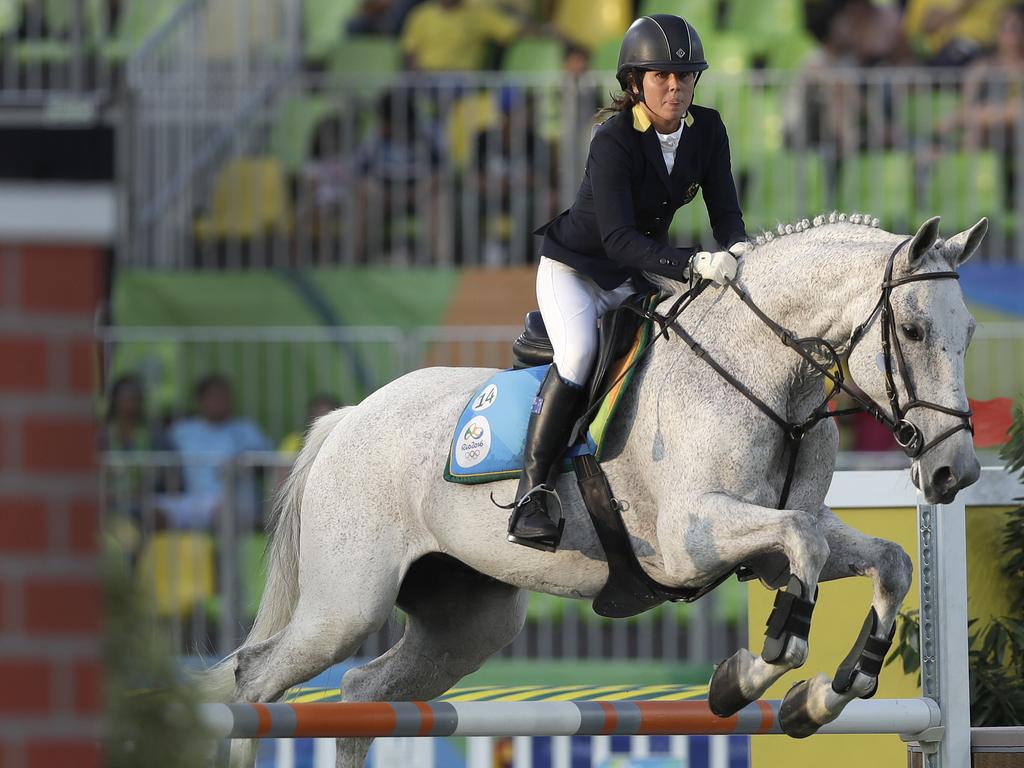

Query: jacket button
left=655, top=217, right=662, bottom=222
left=661, top=201, right=668, bottom=206
left=670, top=260, right=678, bottom=266
left=645, top=231, right=652, bottom=235
left=659, top=258, right=668, bottom=265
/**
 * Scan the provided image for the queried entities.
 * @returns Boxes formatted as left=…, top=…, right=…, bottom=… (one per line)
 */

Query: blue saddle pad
left=444, top=365, right=596, bottom=484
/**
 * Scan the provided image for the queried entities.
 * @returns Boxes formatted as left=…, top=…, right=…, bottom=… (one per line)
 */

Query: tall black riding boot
left=507, top=364, right=585, bottom=552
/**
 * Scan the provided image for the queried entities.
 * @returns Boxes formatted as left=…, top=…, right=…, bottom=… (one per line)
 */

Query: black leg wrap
left=831, top=607, right=895, bottom=697
left=761, top=575, right=816, bottom=664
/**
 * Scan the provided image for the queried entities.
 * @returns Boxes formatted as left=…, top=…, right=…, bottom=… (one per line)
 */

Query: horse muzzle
left=914, top=450, right=981, bottom=504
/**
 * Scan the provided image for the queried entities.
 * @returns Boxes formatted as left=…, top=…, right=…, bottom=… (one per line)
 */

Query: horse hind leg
left=335, top=554, right=527, bottom=768
left=228, top=581, right=400, bottom=767
left=778, top=508, right=912, bottom=737
left=702, top=500, right=831, bottom=719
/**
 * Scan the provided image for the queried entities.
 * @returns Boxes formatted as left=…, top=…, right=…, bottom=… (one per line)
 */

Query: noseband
left=634, top=237, right=973, bottom=508
left=842, top=238, right=973, bottom=459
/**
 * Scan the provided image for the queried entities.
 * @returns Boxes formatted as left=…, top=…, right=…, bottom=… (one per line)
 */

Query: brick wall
left=0, top=244, right=103, bottom=768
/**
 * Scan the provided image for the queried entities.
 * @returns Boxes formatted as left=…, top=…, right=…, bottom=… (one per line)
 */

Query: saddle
left=511, top=296, right=744, bottom=618
left=512, top=294, right=648, bottom=427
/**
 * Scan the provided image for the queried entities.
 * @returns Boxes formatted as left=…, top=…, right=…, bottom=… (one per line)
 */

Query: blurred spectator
left=400, top=0, right=521, bottom=71
left=544, top=0, right=631, bottom=53
left=936, top=3, right=1024, bottom=203
left=562, top=41, right=591, bottom=77
left=101, top=374, right=154, bottom=452
left=353, top=89, right=449, bottom=263
left=787, top=0, right=911, bottom=155
left=160, top=374, right=271, bottom=530
left=904, top=0, right=1011, bottom=65
left=279, top=393, right=342, bottom=453
left=102, top=374, right=156, bottom=545
left=472, top=86, right=554, bottom=264
left=346, top=0, right=422, bottom=36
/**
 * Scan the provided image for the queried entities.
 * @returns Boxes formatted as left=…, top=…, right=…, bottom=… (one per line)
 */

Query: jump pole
left=198, top=697, right=941, bottom=740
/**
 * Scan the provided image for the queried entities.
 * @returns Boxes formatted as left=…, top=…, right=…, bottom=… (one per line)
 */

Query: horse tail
left=199, top=406, right=353, bottom=703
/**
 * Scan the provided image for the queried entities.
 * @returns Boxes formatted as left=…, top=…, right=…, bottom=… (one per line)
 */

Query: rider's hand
left=728, top=241, right=753, bottom=258
left=691, top=250, right=738, bottom=285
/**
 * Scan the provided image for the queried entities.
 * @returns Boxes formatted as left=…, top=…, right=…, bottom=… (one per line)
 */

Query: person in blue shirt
left=163, top=374, right=271, bottom=530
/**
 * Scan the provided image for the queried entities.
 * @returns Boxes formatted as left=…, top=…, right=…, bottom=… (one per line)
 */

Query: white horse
left=204, top=213, right=987, bottom=767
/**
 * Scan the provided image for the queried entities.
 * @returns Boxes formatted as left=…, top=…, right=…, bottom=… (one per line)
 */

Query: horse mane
left=748, top=211, right=880, bottom=247
left=646, top=211, right=884, bottom=295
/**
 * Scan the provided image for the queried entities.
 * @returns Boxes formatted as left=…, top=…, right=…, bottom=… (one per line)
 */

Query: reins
left=576, top=237, right=973, bottom=511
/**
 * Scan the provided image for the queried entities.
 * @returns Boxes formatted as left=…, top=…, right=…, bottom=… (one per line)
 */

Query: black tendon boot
left=507, top=365, right=585, bottom=552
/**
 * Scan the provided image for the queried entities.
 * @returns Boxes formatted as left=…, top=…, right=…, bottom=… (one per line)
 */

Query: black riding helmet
left=616, top=15, right=709, bottom=99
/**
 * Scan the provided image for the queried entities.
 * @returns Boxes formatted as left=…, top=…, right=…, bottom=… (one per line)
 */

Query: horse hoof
left=779, top=678, right=824, bottom=739
left=708, top=652, right=753, bottom=717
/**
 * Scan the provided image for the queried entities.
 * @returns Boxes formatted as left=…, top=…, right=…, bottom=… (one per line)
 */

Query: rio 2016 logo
left=457, top=416, right=491, bottom=469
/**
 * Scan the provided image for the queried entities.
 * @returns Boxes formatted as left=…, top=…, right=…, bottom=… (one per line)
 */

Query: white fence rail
left=99, top=322, right=1024, bottom=447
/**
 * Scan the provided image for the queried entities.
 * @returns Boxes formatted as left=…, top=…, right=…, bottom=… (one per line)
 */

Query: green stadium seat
left=303, top=0, right=361, bottom=63
left=838, top=151, right=915, bottom=230
left=905, top=86, right=962, bottom=141
left=526, top=592, right=567, bottom=622
left=592, top=36, right=620, bottom=72
left=923, top=151, right=1004, bottom=233
left=670, top=196, right=709, bottom=244
left=325, top=36, right=400, bottom=95
left=503, top=36, right=562, bottom=73
left=8, top=0, right=103, bottom=64
left=695, top=31, right=752, bottom=75
left=100, top=0, right=180, bottom=64
left=702, top=85, right=784, bottom=167
left=744, top=151, right=827, bottom=231
left=637, top=0, right=717, bottom=32
left=269, top=96, right=338, bottom=175
left=763, top=30, right=817, bottom=70
left=0, top=0, right=21, bottom=37
left=724, top=0, right=803, bottom=40
left=711, top=576, right=747, bottom=626
left=239, top=532, right=268, bottom=619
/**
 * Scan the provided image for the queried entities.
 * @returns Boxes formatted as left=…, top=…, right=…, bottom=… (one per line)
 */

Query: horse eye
left=900, top=323, right=922, bottom=341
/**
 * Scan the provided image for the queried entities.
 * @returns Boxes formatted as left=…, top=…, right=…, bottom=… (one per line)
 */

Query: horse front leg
left=777, top=506, right=913, bottom=737
left=661, top=493, right=830, bottom=718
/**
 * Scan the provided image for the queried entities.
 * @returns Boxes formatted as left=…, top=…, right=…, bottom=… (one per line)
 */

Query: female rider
left=507, top=14, right=751, bottom=551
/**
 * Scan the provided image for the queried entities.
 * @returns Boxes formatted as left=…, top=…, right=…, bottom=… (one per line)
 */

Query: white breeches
left=536, top=256, right=638, bottom=387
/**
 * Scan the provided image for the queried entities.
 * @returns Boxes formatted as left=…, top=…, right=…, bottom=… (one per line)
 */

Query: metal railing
left=101, top=450, right=734, bottom=662
left=120, top=0, right=300, bottom=263
left=119, top=66, right=1024, bottom=268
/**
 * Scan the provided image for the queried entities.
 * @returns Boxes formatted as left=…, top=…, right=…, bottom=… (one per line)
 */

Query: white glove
left=691, top=249, right=738, bottom=285
left=728, top=241, right=753, bottom=258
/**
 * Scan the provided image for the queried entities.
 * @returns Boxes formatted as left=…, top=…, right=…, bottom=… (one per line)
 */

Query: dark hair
left=596, top=68, right=642, bottom=120
left=195, top=373, right=230, bottom=399
left=106, top=373, right=144, bottom=423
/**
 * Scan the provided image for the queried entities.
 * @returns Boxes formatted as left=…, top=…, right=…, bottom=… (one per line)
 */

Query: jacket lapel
left=640, top=127, right=672, bottom=193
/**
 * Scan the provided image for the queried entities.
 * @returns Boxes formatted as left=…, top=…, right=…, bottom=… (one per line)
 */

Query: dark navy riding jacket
left=536, top=103, right=747, bottom=290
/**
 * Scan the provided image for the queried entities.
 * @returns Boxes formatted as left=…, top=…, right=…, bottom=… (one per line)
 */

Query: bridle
left=841, top=238, right=974, bottom=460
left=614, top=237, right=974, bottom=509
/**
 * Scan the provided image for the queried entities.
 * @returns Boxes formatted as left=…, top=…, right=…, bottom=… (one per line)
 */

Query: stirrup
left=506, top=485, right=565, bottom=553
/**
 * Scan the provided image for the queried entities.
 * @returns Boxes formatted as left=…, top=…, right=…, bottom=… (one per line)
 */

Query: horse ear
left=942, top=217, right=989, bottom=268
left=907, top=216, right=941, bottom=271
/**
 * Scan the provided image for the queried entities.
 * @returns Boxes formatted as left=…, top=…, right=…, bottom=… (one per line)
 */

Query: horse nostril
left=931, top=466, right=956, bottom=492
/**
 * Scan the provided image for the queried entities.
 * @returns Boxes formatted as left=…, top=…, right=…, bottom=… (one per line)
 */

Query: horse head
left=845, top=216, right=988, bottom=504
